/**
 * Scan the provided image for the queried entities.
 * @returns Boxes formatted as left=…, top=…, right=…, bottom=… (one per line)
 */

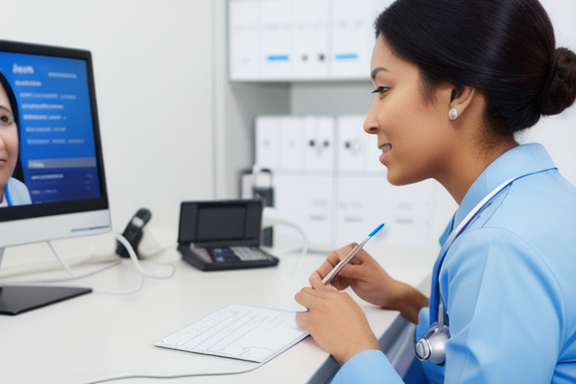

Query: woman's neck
left=440, top=138, right=518, bottom=205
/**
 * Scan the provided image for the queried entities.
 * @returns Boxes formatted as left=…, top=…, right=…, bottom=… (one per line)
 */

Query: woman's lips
left=379, top=143, right=392, bottom=163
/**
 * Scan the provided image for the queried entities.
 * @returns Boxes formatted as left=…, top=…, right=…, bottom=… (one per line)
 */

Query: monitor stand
left=0, top=248, right=92, bottom=316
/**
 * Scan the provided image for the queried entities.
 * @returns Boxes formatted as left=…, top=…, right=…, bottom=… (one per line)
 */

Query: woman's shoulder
left=7, top=177, right=32, bottom=205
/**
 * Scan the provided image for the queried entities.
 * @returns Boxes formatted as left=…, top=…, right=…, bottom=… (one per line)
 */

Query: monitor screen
left=0, top=40, right=111, bottom=315
left=0, top=40, right=111, bottom=249
left=178, top=199, right=263, bottom=248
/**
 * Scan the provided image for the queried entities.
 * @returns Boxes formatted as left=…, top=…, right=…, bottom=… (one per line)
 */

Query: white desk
left=0, top=240, right=432, bottom=384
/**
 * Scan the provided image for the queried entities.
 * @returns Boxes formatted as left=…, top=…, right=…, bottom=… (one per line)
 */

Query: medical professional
left=295, top=0, right=576, bottom=383
left=1, top=70, right=31, bottom=207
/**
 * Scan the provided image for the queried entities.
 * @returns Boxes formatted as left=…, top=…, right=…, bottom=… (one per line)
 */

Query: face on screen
left=0, top=82, right=18, bottom=202
left=0, top=49, right=103, bottom=207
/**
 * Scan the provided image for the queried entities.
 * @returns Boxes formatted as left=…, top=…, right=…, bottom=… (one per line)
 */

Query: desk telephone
left=116, top=208, right=152, bottom=259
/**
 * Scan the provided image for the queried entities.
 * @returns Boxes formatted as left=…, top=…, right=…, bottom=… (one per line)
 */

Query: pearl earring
left=448, top=107, right=459, bottom=120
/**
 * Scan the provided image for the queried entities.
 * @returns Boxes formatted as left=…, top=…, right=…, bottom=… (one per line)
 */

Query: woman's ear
left=448, top=86, right=476, bottom=120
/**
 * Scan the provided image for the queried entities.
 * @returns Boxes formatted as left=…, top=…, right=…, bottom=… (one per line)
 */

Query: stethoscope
left=415, top=176, right=518, bottom=365
left=2, top=185, right=13, bottom=206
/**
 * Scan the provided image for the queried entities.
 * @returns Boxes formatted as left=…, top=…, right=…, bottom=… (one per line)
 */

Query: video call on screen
left=0, top=51, right=101, bottom=204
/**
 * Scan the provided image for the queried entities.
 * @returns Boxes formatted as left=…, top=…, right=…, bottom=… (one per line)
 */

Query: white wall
left=0, top=0, right=573, bottom=255
left=0, top=0, right=217, bottom=239
left=214, top=1, right=292, bottom=200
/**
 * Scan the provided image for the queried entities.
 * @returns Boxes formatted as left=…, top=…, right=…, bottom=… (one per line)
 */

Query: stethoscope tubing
left=429, top=177, right=517, bottom=326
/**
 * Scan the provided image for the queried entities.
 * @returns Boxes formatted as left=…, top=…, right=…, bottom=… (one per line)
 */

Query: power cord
left=83, top=363, right=261, bottom=383
left=262, top=207, right=309, bottom=274
left=1, top=233, right=176, bottom=296
left=114, top=232, right=176, bottom=280
left=48, top=240, right=88, bottom=278
left=91, top=233, right=177, bottom=295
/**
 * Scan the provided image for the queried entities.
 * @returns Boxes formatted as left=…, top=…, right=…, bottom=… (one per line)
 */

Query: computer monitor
left=0, top=40, right=111, bottom=315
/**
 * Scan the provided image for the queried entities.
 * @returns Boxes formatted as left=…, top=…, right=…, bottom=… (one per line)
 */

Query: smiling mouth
left=380, top=143, right=392, bottom=153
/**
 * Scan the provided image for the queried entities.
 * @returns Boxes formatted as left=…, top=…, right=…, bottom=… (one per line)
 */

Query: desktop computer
left=0, top=40, right=111, bottom=315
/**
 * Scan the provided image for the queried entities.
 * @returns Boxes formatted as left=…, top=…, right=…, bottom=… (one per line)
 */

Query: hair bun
left=540, top=47, right=576, bottom=116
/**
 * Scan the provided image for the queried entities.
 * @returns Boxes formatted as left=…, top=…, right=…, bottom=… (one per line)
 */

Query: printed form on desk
left=155, top=304, right=310, bottom=364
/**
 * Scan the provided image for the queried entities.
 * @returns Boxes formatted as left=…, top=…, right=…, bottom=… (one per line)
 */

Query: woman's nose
left=364, top=100, right=379, bottom=135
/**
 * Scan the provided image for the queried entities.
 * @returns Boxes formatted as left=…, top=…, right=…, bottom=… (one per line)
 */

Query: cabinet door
left=302, top=116, right=336, bottom=171
left=229, top=0, right=260, bottom=80
left=255, top=116, right=280, bottom=169
left=259, top=0, right=292, bottom=80
left=336, top=176, right=434, bottom=248
left=274, top=173, right=335, bottom=251
left=278, top=117, right=304, bottom=171
left=291, top=0, right=330, bottom=79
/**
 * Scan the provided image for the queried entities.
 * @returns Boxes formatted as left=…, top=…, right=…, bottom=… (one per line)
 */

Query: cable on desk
left=2, top=234, right=176, bottom=296
left=85, top=233, right=177, bottom=295
left=82, top=362, right=262, bottom=383
left=261, top=207, right=310, bottom=275
left=114, top=232, right=176, bottom=280
left=23, top=259, right=123, bottom=284
left=0, top=240, right=122, bottom=286
left=281, top=223, right=309, bottom=275
left=48, top=240, right=90, bottom=278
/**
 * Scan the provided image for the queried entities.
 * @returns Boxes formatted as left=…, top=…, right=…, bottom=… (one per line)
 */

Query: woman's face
left=364, top=34, right=457, bottom=186
left=0, top=82, right=19, bottom=190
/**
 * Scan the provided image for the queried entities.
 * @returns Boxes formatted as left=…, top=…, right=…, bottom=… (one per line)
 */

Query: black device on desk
left=177, top=199, right=279, bottom=271
left=116, top=208, right=152, bottom=258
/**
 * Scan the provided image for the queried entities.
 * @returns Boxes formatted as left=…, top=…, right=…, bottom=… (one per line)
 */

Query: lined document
left=155, top=304, right=309, bottom=363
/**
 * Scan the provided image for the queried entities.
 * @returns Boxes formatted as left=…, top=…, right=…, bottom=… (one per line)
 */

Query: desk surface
left=0, top=240, right=432, bottom=384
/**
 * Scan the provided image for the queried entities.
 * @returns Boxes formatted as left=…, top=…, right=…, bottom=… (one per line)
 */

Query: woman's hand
left=295, top=271, right=380, bottom=364
left=316, top=244, right=399, bottom=308
left=315, top=244, right=429, bottom=324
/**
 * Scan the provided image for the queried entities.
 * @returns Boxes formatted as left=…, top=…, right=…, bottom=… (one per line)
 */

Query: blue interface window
left=0, top=51, right=101, bottom=203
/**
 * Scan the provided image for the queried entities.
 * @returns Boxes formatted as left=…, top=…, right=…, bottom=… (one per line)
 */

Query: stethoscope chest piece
left=415, top=322, right=450, bottom=365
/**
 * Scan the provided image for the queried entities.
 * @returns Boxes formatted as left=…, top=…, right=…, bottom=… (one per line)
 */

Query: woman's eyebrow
left=371, top=66, right=390, bottom=81
left=0, top=104, right=13, bottom=113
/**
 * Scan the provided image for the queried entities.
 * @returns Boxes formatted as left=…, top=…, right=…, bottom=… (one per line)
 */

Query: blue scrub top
left=3, top=177, right=32, bottom=206
left=331, top=143, right=576, bottom=384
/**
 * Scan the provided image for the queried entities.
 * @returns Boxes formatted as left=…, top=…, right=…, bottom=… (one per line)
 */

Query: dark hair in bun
left=375, top=0, right=576, bottom=136
left=540, top=47, right=576, bottom=116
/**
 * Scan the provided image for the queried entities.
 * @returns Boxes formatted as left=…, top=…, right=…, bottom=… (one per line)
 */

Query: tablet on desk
left=177, top=199, right=279, bottom=271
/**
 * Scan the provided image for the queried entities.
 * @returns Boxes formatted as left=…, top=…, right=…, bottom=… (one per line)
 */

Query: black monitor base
left=0, top=285, right=92, bottom=316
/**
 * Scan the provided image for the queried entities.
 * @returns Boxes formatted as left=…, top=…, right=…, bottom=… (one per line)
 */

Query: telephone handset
left=116, top=208, right=152, bottom=259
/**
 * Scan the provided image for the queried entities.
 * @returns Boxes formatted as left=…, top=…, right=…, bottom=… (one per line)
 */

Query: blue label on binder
left=267, top=55, right=289, bottom=62
left=335, top=53, right=359, bottom=60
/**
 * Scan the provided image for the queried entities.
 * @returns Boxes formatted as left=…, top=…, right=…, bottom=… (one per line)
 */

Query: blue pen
left=322, top=223, right=385, bottom=285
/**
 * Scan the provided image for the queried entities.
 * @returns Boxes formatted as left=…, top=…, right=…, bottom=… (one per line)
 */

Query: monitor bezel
left=0, top=39, right=109, bottom=224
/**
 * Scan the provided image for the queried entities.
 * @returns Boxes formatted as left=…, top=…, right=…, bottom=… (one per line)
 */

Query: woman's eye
left=371, top=86, right=390, bottom=95
left=1, top=115, right=12, bottom=125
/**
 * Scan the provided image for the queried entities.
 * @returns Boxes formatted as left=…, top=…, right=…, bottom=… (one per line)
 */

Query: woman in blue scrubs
left=295, top=1, right=576, bottom=383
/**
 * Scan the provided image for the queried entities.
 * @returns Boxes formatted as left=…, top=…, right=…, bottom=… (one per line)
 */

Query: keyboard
left=179, top=244, right=279, bottom=271
left=209, top=247, right=273, bottom=263
left=155, top=304, right=309, bottom=363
